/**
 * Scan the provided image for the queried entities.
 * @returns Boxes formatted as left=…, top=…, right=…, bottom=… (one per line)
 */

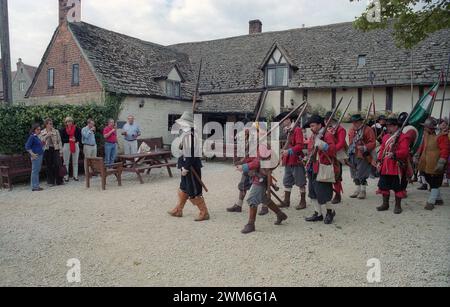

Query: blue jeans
left=104, top=142, right=117, bottom=166
left=31, top=154, right=44, bottom=190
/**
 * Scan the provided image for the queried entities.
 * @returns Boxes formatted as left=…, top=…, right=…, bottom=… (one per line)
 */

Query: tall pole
left=0, top=0, right=13, bottom=105
left=410, top=51, right=414, bottom=110
left=439, top=54, right=450, bottom=122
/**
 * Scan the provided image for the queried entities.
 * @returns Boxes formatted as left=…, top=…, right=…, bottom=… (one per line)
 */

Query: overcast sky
left=5, top=0, right=369, bottom=68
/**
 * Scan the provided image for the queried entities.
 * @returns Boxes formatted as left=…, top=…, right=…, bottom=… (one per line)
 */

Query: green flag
left=408, top=82, right=439, bottom=151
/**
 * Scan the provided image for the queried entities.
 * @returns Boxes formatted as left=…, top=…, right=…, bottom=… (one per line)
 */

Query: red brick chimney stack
left=249, top=20, right=262, bottom=35
left=59, top=0, right=81, bottom=25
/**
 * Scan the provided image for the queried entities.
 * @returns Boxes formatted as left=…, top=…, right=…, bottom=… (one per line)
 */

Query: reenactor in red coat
left=348, top=114, right=377, bottom=199
left=417, top=118, right=450, bottom=211
left=325, top=111, right=347, bottom=204
left=236, top=128, right=288, bottom=234
left=304, top=115, right=339, bottom=225
left=279, top=114, right=307, bottom=210
left=376, top=117, right=411, bottom=214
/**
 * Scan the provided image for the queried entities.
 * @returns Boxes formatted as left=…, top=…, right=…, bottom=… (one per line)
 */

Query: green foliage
left=351, top=0, right=450, bottom=49
left=0, top=95, right=123, bottom=155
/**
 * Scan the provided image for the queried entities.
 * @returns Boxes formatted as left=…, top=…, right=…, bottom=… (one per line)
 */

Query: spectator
left=60, top=117, right=82, bottom=182
left=82, top=119, right=97, bottom=173
left=103, top=119, right=118, bottom=166
left=25, top=123, right=44, bottom=192
left=122, top=115, right=141, bottom=155
left=40, top=118, right=64, bottom=186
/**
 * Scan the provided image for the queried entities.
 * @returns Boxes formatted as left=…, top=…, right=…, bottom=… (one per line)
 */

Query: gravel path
left=0, top=162, right=449, bottom=287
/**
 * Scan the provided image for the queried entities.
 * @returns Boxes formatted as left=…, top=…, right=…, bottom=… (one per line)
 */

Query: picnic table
left=118, top=150, right=177, bottom=184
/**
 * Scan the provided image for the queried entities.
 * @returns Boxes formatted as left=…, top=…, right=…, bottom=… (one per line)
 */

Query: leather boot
left=305, top=212, right=324, bottom=222
left=227, top=204, right=243, bottom=213
left=168, top=190, right=189, bottom=218
left=394, top=197, right=403, bottom=215
left=358, top=186, right=367, bottom=199
left=258, top=205, right=269, bottom=216
left=191, top=197, right=210, bottom=222
left=424, top=203, right=435, bottom=211
left=279, top=191, right=291, bottom=208
left=241, top=207, right=258, bottom=234
left=377, top=195, right=390, bottom=212
left=435, top=199, right=444, bottom=206
left=267, top=201, right=288, bottom=225
left=324, top=210, right=336, bottom=225
left=418, top=184, right=428, bottom=191
left=296, top=192, right=307, bottom=210
left=331, top=193, right=341, bottom=204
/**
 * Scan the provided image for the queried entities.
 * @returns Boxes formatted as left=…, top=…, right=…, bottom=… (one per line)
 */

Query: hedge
left=0, top=95, right=123, bottom=155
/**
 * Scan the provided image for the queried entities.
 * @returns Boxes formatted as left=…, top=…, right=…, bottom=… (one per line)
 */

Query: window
left=166, top=80, right=181, bottom=98
left=72, top=64, right=80, bottom=86
left=358, top=55, right=367, bottom=67
left=19, top=81, right=26, bottom=92
left=265, top=48, right=290, bottom=87
left=168, top=114, right=181, bottom=131
left=47, top=68, right=55, bottom=89
left=358, top=88, right=363, bottom=112
left=386, top=87, right=394, bottom=111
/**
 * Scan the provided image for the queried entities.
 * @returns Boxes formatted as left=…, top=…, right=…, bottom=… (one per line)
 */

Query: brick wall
left=28, top=22, right=103, bottom=100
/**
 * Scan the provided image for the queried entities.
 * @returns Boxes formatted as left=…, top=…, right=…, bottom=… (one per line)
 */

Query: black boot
left=305, top=212, right=324, bottom=222
left=377, top=195, right=390, bottom=212
left=258, top=206, right=269, bottom=216
left=227, top=204, right=243, bottom=213
left=418, top=184, right=428, bottom=191
left=394, top=197, right=403, bottom=214
left=324, top=210, right=336, bottom=225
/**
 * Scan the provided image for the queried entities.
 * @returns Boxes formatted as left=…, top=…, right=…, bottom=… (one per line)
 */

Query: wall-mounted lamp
left=139, top=100, right=145, bottom=108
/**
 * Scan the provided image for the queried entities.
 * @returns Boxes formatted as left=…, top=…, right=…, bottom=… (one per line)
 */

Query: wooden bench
left=86, top=158, right=123, bottom=191
left=0, top=155, right=33, bottom=190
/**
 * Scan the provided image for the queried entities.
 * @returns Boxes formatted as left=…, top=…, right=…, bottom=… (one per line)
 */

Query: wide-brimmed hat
left=306, top=115, right=325, bottom=128
left=176, top=111, right=194, bottom=128
left=422, top=118, right=438, bottom=129
left=350, top=114, right=364, bottom=122
left=274, top=111, right=296, bottom=122
left=398, top=112, right=409, bottom=125
left=325, top=111, right=337, bottom=122
left=377, top=115, right=387, bottom=121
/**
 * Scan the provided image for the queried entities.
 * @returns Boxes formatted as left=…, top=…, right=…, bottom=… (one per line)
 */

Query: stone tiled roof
left=68, top=22, right=195, bottom=99
left=198, top=92, right=263, bottom=114
left=170, top=22, right=450, bottom=93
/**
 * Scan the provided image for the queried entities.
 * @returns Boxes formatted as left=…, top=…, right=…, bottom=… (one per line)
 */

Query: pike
left=336, top=97, right=353, bottom=129
left=305, top=97, right=344, bottom=168
left=190, top=59, right=208, bottom=193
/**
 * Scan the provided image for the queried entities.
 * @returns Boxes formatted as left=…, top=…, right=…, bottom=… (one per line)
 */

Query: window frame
left=265, top=63, right=290, bottom=88
left=358, top=55, right=367, bottom=67
left=72, top=64, right=80, bottom=86
left=19, top=81, right=26, bottom=92
left=166, top=80, right=181, bottom=98
left=47, top=68, right=55, bottom=89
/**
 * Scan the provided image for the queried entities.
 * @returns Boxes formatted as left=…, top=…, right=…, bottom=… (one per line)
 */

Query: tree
left=351, top=0, right=450, bottom=49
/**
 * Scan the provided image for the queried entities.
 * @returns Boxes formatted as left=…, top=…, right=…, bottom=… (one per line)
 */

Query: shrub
left=0, top=94, right=123, bottom=155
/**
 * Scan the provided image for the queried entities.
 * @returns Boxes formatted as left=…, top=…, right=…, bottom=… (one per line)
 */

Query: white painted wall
left=118, top=96, right=191, bottom=152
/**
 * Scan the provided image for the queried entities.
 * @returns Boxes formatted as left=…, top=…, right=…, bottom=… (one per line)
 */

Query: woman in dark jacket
left=60, top=117, right=82, bottom=182
left=40, top=118, right=64, bottom=186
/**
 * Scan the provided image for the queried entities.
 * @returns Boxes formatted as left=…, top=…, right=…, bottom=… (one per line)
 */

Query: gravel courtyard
left=0, top=162, right=449, bottom=287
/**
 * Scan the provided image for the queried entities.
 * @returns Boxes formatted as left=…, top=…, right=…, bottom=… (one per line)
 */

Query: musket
left=282, top=102, right=309, bottom=151
left=336, top=97, right=353, bottom=129
left=349, top=99, right=375, bottom=155
left=189, top=59, right=208, bottom=192
left=265, top=101, right=308, bottom=138
left=305, top=97, right=344, bottom=168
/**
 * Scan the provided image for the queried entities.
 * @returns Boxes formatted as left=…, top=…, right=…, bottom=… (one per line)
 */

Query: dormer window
left=265, top=48, right=290, bottom=87
left=165, top=67, right=182, bottom=98
left=166, top=80, right=181, bottom=98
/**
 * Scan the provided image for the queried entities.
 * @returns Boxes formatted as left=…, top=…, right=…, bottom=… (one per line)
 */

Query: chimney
left=249, top=19, right=262, bottom=35
left=59, top=0, right=81, bottom=25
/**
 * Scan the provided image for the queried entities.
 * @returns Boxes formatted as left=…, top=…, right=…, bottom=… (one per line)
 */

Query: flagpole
left=410, top=51, right=414, bottom=110
left=439, top=54, right=450, bottom=122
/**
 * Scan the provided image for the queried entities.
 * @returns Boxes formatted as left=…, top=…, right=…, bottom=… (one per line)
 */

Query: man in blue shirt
left=122, top=115, right=141, bottom=155
left=82, top=119, right=97, bottom=172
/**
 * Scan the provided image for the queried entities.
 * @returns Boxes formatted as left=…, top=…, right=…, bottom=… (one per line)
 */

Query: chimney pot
left=249, top=19, right=262, bottom=35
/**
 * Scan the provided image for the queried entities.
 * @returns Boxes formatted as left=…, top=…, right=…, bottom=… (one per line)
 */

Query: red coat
left=282, top=127, right=304, bottom=167
left=242, top=144, right=272, bottom=185
left=307, top=131, right=337, bottom=175
left=348, top=125, right=377, bottom=159
left=330, top=125, right=347, bottom=152
left=377, top=133, right=410, bottom=176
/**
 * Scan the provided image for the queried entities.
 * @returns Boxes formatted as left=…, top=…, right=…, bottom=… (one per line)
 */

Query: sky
left=4, top=0, right=369, bottom=68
